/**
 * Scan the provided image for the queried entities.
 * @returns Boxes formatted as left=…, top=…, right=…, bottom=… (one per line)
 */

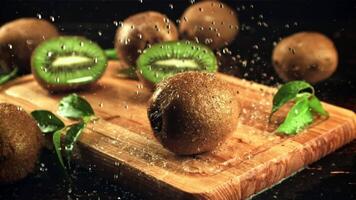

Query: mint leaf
left=309, top=95, right=328, bottom=116
left=0, top=68, right=18, bottom=85
left=53, top=129, right=66, bottom=169
left=64, top=121, right=85, bottom=168
left=271, top=81, right=313, bottom=115
left=276, top=95, right=313, bottom=135
left=104, top=48, right=118, bottom=60
left=58, top=94, right=94, bottom=119
left=31, top=110, right=65, bottom=133
left=117, top=67, right=138, bottom=79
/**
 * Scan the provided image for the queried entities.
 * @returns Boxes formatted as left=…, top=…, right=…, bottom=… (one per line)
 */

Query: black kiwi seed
left=136, top=41, right=217, bottom=89
left=0, top=103, right=43, bottom=184
left=31, top=36, right=108, bottom=92
left=0, top=18, right=59, bottom=74
left=148, top=72, right=241, bottom=155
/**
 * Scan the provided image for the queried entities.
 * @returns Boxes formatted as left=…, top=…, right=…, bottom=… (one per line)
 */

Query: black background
left=0, top=0, right=355, bottom=200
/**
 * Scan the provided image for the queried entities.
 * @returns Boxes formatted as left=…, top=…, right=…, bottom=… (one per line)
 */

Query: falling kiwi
left=179, top=1, right=239, bottom=49
left=31, top=36, right=108, bottom=92
left=0, top=103, right=43, bottom=184
left=0, top=18, right=59, bottom=75
left=148, top=72, right=240, bottom=155
left=115, top=11, right=179, bottom=68
left=137, top=41, right=218, bottom=89
left=272, top=32, right=338, bottom=84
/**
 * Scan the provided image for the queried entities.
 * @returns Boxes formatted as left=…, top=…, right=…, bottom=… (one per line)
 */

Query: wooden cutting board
left=0, top=61, right=355, bottom=200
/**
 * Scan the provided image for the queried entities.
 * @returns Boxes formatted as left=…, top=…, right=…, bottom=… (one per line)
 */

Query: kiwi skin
left=148, top=72, right=240, bottom=155
left=272, top=32, right=338, bottom=84
left=115, top=11, right=179, bottom=67
left=0, top=103, right=43, bottom=184
left=0, top=18, right=59, bottom=74
left=179, top=1, right=239, bottom=49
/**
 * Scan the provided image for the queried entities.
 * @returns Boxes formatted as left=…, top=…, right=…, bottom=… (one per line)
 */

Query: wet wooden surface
left=0, top=61, right=355, bottom=200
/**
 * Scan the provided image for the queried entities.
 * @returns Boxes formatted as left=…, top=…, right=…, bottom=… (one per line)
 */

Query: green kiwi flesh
left=0, top=103, right=43, bottom=184
left=148, top=72, right=240, bottom=155
left=136, top=41, right=217, bottom=87
left=31, top=36, right=107, bottom=92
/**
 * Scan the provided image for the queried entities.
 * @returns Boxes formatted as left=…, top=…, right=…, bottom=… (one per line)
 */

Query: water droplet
left=98, top=31, right=102, bottom=36
left=7, top=44, right=13, bottom=49
left=288, top=48, right=296, bottom=55
left=47, top=51, right=53, bottom=57
left=113, top=20, right=118, bottom=26
left=242, top=60, right=247, bottom=67
left=37, top=13, right=42, bottom=19
left=168, top=4, right=174, bottom=9
left=49, top=16, right=55, bottom=22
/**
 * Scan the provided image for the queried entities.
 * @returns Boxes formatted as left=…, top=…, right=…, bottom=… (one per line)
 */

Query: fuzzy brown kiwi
left=148, top=72, right=240, bottom=155
left=0, top=18, right=59, bottom=74
left=179, top=1, right=239, bottom=49
left=272, top=32, right=338, bottom=84
left=114, top=11, right=178, bottom=68
left=0, top=103, right=43, bottom=184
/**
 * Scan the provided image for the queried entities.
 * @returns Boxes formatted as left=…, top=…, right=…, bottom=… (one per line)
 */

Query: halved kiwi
left=31, top=36, right=107, bottom=92
left=136, top=41, right=217, bottom=88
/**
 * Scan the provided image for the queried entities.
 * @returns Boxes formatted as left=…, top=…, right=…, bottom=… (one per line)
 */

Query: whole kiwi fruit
left=179, top=1, right=239, bottom=49
left=31, top=36, right=108, bottom=92
left=115, top=11, right=179, bottom=67
left=0, top=18, right=59, bottom=74
left=0, top=103, right=43, bottom=184
left=148, top=72, right=240, bottom=155
left=272, top=32, right=338, bottom=84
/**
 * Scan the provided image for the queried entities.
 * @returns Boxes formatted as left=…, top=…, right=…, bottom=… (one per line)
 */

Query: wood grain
left=0, top=61, right=355, bottom=200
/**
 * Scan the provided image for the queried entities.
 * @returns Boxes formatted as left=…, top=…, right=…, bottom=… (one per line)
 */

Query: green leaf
left=0, top=68, right=18, bottom=85
left=309, top=95, right=328, bottom=116
left=53, top=129, right=66, bottom=169
left=31, top=110, right=65, bottom=133
left=104, top=48, right=119, bottom=60
left=58, top=94, right=94, bottom=119
left=276, top=95, right=314, bottom=135
left=117, top=67, right=138, bottom=79
left=271, top=81, right=314, bottom=115
left=64, top=121, right=85, bottom=168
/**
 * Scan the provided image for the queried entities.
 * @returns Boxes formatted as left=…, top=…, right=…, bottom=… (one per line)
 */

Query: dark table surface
left=0, top=0, right=355, bottom=199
